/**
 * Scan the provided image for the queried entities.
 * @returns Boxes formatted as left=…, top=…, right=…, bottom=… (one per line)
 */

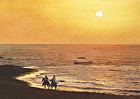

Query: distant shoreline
left=0, top=65, right=140, bottom=99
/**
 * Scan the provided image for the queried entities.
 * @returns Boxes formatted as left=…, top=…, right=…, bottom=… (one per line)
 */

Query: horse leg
left=47, top=84, right=50, bottom=89
left=47, top=82, right=51, bottom=89
left=44, top=85, right=46, bottom=89
left=50, top=83, right=53, bottom=89
left=55, top=84, right=57, bottom=90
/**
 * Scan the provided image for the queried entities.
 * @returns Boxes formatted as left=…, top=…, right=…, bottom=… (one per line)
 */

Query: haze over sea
left=0, top=44, right=140, bottom=96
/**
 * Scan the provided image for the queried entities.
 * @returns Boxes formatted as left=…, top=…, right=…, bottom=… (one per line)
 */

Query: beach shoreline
left=0, top=65, right=139, bottom=99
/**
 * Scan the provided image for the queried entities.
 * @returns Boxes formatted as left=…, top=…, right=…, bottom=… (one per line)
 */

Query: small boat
left=76, top=57, right=86, bottom=59
left=74, top=61, right=92, bottom=64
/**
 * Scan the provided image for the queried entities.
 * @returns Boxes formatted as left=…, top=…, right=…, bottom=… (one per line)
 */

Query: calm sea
left=0, top=44, right=140, bottom=96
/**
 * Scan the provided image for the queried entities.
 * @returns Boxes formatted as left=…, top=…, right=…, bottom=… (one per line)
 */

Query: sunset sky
left=0, top=0, right=140, bottom=44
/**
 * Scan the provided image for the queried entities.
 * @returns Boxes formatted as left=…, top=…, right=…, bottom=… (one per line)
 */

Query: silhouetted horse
left=42, top=78, right=50, bottom=89
left=50, top=80, right=58, bottom=90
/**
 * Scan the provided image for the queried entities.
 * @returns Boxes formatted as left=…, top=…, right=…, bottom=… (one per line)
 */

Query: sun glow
left=96, top=11, right=103, bottom=17
left=0, top=0, right=140, bottom=44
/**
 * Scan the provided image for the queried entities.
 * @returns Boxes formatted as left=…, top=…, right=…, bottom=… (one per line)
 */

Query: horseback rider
left=45, top=75, right=48, bottom=81
left=51, top=76, right=56, bottom=83
left=42, top=75, right=50, bottom=88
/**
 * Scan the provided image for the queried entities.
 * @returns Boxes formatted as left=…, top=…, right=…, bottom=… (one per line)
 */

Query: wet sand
left=0, top=65, right=139, bottom=99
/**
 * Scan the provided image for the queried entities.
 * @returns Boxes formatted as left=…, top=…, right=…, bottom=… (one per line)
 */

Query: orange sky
left=0, top=0, right=140, bottom=44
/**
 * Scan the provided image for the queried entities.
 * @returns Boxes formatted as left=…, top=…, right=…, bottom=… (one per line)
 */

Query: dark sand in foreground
left=0, top=65, right=139, bottom=99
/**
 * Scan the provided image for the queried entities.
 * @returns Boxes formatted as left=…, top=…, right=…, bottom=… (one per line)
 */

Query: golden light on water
left=16, top=70, right=46, bottom=89
left=15, top=64, right=140, bottom=96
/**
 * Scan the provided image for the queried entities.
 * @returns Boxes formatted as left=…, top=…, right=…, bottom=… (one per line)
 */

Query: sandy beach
left=0, top=65, right=139, bottom=99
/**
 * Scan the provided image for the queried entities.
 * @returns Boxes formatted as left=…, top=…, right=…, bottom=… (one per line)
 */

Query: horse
left=42, top=78, right=51, bottom=89
left=50, top=80, right=58, bottom=90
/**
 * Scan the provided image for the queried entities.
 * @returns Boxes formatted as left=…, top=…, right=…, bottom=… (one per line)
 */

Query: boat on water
left=74, top=57, right=92, bottom=64
left=74, top=61, right=92, bottom=64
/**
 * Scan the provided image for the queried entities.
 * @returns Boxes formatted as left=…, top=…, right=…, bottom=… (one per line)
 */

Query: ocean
left=0, top=44, right=140, bottom=96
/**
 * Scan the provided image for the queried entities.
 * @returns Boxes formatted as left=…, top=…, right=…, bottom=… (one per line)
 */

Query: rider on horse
left=45, top=75, right=48, bottom=81
left=42, top=75, right=50, bottom=87
left=51, top=76, right=56, bottom=83
left=50, top=76, right=58, bottom=89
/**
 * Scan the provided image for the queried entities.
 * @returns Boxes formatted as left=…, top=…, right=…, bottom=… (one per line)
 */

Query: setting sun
left=96, top=11, right=103, bottom=17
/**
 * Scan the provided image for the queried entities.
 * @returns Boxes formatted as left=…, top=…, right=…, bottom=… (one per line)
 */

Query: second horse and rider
left=42, top=75, right=58, bottom=90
